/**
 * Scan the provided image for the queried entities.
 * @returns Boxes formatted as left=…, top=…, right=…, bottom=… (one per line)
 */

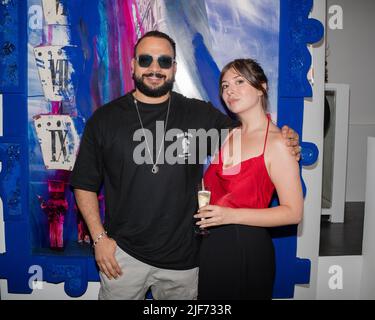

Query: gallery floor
left=319, top=202, right=365, bottom=256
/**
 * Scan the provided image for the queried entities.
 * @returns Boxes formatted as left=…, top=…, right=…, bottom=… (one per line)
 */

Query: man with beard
left=70, top=31, right=300, bottom=300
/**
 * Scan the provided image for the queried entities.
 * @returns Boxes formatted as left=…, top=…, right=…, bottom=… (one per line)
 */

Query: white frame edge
left=322, top=83, right=350, bottom=223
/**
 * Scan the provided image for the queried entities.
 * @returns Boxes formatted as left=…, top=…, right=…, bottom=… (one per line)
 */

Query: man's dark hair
left=134, top=31, right=176, bottom=58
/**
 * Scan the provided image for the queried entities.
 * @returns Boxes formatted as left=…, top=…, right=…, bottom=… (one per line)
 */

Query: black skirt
left=198, top=224, right=275, bottom=300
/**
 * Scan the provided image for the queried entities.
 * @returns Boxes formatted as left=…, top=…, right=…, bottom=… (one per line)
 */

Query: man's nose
left=149, top=58, right=161, bottom=71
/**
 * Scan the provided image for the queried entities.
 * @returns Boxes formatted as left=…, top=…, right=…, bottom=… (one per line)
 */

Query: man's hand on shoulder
left=281, top=125, right=301, bottom=161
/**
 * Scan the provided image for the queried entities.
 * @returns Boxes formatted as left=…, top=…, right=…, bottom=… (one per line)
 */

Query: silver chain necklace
left=134, top=95, right=171, bottom=174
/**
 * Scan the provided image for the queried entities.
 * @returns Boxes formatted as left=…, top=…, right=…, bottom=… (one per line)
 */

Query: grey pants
left=98, top=246, right=198, bottom=300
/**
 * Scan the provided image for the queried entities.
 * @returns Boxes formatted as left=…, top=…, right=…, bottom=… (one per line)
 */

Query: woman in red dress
left=195, top=59, right=304, bottom=300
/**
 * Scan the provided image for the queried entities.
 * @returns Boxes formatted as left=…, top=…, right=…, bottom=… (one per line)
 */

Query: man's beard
left=133, top=72, right=174, bottom=98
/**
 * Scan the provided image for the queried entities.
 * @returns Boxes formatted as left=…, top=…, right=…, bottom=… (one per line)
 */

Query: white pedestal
left=360, top=137, right=375, bottom=299
left=322, top=84, right=350, bottom=223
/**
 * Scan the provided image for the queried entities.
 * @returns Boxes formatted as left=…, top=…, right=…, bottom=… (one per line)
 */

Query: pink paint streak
left=90, top=36, right=102, bottom=111
left=107, top=0, right=121, bottom=99
left=47, top=25, right=53, bottom=45
left=51, top=101, right=61, bottom=114
left=118, top=0, right=137, bottom=93
left=133, top=0, right=145, bottom=36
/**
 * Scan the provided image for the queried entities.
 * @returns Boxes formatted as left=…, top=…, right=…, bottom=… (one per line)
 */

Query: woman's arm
left=195, top=133, right=303, bottom=228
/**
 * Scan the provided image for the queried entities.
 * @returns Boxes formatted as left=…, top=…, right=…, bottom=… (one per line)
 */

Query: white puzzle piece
left=34, top=114, right=79, bottom=171
left=42, top=0, right=68, bottom=25
left=34, top=45, right=76, bottom=102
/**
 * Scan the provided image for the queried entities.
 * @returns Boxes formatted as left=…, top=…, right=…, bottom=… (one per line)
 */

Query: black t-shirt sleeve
left=70, top=115, right=103, bottom=192
left=204, top=101, right=238, bottom=131
left=196, top=101, right=238, bottom=157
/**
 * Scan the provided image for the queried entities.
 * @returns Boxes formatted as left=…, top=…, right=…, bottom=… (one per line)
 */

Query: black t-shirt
left=70, top=91, right=236, bottom=270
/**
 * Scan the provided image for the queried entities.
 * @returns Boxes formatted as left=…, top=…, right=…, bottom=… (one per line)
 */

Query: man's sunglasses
left=136, top=54, right=175, bottom=69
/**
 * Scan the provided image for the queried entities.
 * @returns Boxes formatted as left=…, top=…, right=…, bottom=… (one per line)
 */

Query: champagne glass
left=195, top=180, right=211, bottom=236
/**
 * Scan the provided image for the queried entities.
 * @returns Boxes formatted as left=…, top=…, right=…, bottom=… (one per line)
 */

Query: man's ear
left=131, top=58, right=135, bottom=74
left=173, top=60, right=177, bottom=76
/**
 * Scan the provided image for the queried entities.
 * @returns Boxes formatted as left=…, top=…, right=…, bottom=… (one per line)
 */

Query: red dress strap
left=262, top=115, right=271, bottom=155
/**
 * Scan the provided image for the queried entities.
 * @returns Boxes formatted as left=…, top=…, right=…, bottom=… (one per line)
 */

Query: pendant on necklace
left=152, top=165, right=159, bottom=174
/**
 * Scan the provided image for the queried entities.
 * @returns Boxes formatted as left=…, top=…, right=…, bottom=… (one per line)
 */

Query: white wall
left=317, top=256, right=362, bottom=299
left=326, top=0, right=375, bottom=201
left=346, top=125, right=375, bottom=200
left=360, top=137, right=375, bottom=299
left=294, top=0, right=326, bottom=299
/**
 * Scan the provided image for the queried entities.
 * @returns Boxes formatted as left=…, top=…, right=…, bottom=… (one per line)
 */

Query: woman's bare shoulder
left=267, top=122, right=283, bottom=141
left=266, top=123, right=290, bottom=155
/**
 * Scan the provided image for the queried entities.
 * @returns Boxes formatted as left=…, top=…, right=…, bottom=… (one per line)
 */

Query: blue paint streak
left=97, top=0, right=110, bottom=104
left=192, top=33, right=227, bottom=115
left=74, top=0, right=100, bottom=120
